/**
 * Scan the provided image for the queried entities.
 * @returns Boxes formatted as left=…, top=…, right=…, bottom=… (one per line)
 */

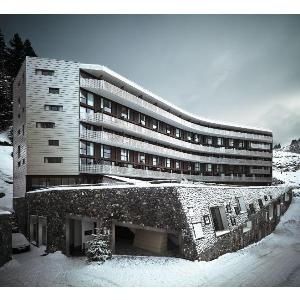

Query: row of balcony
left=80, top=77, right=273, bottom=143
left=79, top=163, right=272, bottom=183
left=80, top=129, right=272, bottom=168
left=80, top=113, right=272, bottom=160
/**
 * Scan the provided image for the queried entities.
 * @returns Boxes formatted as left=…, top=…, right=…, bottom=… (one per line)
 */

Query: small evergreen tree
left=86, top=233, right=112, bottom=262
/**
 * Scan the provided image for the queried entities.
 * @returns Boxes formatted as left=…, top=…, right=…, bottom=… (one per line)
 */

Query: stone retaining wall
left=0, top=213, right=12, bottom=267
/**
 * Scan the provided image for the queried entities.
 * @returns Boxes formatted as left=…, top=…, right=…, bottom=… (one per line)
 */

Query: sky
left=1, top=14, right=300, bottom=145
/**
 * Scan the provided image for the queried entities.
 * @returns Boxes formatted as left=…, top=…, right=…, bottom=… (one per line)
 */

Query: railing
left=249, top=168, right=271, bottom=175
left=80, top=77, right=273, bottom=143
left=79, top=164, right=272, bottom=183
left=80, top=113, right=272, bottom=160
left=80, top=129, right=272, bottom=167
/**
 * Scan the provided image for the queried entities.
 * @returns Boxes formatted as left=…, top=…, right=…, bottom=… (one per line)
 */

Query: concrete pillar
left=133, top=229, right=167, bottom=254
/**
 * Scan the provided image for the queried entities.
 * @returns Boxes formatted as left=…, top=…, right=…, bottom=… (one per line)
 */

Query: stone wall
left=0, top=213, right=12, bottom=267
left=26, top=184, right=293, bottom=261
left=13, top=197, right=28, bottom=235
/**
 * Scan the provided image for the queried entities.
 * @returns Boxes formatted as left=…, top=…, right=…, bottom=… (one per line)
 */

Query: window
left=35, top=69, right=54, bottom=76
left=217, top=137, right=223, bottom=146
left=206, top=137, right=212, bottom=145
left=80, top=90, right=87, bottom=104
left=175, top=128, right=181, bottom=138
left=152, top=120, right=158, bottom=130
left=36, top=122, right=55, bottom=128
left=269, top=204, right=274, bottom=220
left=18, top=113, right=20, bottom=119
left=80, top=106, right=94, bottom=116
left=166, top=158, right=171, bottom=168
left=44, top=105, right=63, bottom=111
left=44, top=157, right=63, bottom=163
left=101, top=145, right=111, bottom=159
left=18, top=161, right=21, bottom=167
left=206, top=164, right=212, bottom=172
left=248, top=203, right=256, bottom=215
left=17, top=129, right=21, bottom=135
left=195, top=162, right=200, bottom=172
left=17, top=145, right=21, bottom=158
left=121, top=107, right=129, bottom=119
left=258, top=199, right=264, bottom=209
left=139, top=153, right=145, bottom=164
left=80, top=157, right=94, bottom=165
left=192, top=223, right=204, bottom=239
left=187, top=132, right=192, bottom=141
left=48, top=140, right=59, bottom=146
left=229, top=139, right=234, bottom=147
left=121, top=149, right=129, bottom=161
left=238, top=140, right=244, bottom=148
left=22, top=158, right=25, bottom=165
left=166, top=125, right=171, bottom=135
left=103, top=99, right=111, bottom=113
left=210, top=206, right=228, bottom=232
left=243, top=221, right=252, bottom=233
left=153, top=156, right=157, bottom=166
left=194, top=134, right=199, bottom=143
left=175, top=161, right=180, bottom=169
left=87, top=93, right=94, bottom=106
left=22, top=125, right=24, bottom=135
left=80, top=141, right=94, bottom=156
left=49, top=88, right=60, bottom=94
left=140, top=114, right=146, bottom=126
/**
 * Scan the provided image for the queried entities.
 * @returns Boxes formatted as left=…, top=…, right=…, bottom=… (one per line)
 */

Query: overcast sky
left=1, top=15, right=300, bottom=144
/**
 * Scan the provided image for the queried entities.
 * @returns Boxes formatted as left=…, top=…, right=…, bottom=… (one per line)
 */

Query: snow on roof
left=26, top=181, right=292, bottom=195
left=0, top=209, right=11, bottom=216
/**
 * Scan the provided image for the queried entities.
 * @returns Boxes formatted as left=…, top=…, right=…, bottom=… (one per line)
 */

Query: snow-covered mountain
left=0, top=130, right=13, bottom=210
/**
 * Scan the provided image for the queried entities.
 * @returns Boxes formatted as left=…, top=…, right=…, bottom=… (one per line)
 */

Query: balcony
left=80, top=77, right=273, bottom=143
left=80, top=113, right=272, bottom=160
left=249, top=167, right=271, bottom=175
left=80, top=163, right=272, bottom=183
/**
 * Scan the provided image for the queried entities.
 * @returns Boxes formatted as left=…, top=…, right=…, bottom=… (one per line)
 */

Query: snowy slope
left=273, top=149, right=300, bottom=187
left=0, top=130, right=13, bottom=210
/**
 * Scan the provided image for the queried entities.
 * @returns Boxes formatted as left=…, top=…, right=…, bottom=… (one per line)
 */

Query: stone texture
left=25, top=184, right=293, bottom=261
left=0, top=214, right=12, bottom=267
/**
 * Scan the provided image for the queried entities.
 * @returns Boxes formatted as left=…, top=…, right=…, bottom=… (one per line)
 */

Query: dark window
left=249, top=203, right=256, bottom=215
left=36, top=122, right=55, bottom=128
left=17, top=145, right=20, bottom=158
left=35, top=69, right=54, bottom=76
left=44, top=105, right=63, bottom=111
left=18, top=113, right=20, bottom=119
left=49, top=88, right=60, bottom=94
left=22, top=124, right=25, bottom=135
left=22, top=158, right=25, bottom=165
left=44, top=157, right=63, bottom=163
left=17, top=129, right=21, bottom=135
left=17, top=161, right=21, bottom=167
left=48, top=140, right=59, bottom=146
left=210, top=207, right=226, bottom=232
left=258, top=199, right=264, bottom=209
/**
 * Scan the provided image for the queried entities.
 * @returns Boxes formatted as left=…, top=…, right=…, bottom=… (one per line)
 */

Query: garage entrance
left=113, top=222, right=181, bottom=257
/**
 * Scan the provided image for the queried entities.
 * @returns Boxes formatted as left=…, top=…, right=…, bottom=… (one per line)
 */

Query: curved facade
left=13, top=57, right=273, bottom=198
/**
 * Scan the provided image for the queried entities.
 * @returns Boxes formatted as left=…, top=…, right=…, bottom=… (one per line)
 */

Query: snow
left=0, top=142, right=13, bottom=210
left=0, top=130, right=10, bottom=144
left=0, top=191, right=299, bottom=286
left=0, top=209, right=11, bottom=215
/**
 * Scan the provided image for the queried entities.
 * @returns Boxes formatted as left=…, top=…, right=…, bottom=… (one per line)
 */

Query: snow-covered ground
left=0, top=191, right=299, bottom=287
left=0, top=130, right=13, bottom=210
left=0, top=146, right=299, bottom=286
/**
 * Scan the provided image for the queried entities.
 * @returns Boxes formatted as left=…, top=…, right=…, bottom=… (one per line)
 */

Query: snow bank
left=0, top=144, right=13, bottom=209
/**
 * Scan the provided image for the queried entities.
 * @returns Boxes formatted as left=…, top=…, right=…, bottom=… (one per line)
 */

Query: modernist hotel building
left=13, top=57, right=273, bottom=200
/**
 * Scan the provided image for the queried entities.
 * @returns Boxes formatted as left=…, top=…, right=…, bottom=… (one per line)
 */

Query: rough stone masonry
left=25, top=183, right=293, bottom=261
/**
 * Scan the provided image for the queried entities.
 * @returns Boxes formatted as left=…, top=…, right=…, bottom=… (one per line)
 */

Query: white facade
left=13, top=57, right=273, bottom=198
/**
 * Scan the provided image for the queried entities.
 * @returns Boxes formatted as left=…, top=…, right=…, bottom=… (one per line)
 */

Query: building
left=13, top=56, right=273, bottom=204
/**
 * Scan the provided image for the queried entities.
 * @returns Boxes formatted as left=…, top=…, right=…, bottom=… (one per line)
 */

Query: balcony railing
left=80, top=113, right=272, bottom=160
left=249, top=168, right=271, bottom=175
left=80, top=77, right=273, bottom=143
left=80, top=163, right=272, bottom=183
